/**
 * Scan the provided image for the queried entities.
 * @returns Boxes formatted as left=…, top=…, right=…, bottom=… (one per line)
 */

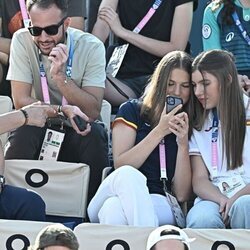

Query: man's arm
left=11, top=81, right=37, bottom=109
left=48, top=41, right=105, bottom=120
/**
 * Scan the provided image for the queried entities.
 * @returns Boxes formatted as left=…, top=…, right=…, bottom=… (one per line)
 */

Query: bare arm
left=52, top=74, right=104, bottom=120
left=113, top=106, right=180, bottom=169
left=95, top=2, right=193, bottom=57
left=171, top=113, right=192, bottom=202
left=92, top=0, right=118, bottom=42
left=191, top=155, right=226, bottom=204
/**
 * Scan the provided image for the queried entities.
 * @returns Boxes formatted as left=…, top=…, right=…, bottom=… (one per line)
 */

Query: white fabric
left=4, top=160, right=90, bottom=218
left=74, top=223, right=250, bottom=250
left=0, top=220, right=53, bottom=250
left=88, top=165, right=175, bottom=227
left=189, top=94, right=250, bottom=185
left=0, top=96, right=12, bottom=146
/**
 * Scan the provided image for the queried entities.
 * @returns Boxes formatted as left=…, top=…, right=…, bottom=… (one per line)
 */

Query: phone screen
left=166, top=96, right=183, bottom=113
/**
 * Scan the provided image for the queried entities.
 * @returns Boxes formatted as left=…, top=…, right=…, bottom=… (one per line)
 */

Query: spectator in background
left=146, top=225, right=194, bottom=250
left=92, top=0, right=197, bottom=106
left=88, top=51, right=194, bottom=227
left=187, top=50, right=250, bottom=229
left=29, top=224, right=79, bottom=250
left=5, top=0, right=109, bottom=204
left=202, top=0, right=250, bottom=92
left=0, top=0, right=86, bottom=97
left=0, top=102, right=55, bottom=220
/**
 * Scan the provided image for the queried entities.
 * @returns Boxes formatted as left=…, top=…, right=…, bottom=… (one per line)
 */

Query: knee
left=187, top=206, right=224, bottom=229
left=25, top=190, right=46, bottom=216
left=114, top=165, right=146, bottom=183
left=230, top=195, right=250, bottom=215
left=98, top=197, right=126, bottom=225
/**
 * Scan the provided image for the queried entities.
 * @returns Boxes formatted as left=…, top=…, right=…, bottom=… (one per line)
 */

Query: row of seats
left=0, top=95, right=112, bottom=226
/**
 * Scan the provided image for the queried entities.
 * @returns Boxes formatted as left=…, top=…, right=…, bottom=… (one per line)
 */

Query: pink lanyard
left=18, top=0, right=30, bottom=28
left=39, top=35, right=74, bottom=105
left=133, top=0, right=163, bottom=34
left=159, top=139, right=168, bottom=192
left=211, top=109, right=219, bottom=179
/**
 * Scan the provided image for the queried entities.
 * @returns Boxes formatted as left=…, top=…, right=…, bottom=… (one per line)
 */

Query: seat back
left=4, top=160, right=90, bottom=220
left=100, top=100, right=111, bottom=136
left=0, top=96, right=12, bottom=146
left=0, top=220, right=53, bottom=250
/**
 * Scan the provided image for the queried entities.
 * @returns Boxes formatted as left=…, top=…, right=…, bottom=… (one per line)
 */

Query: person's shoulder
left=68, top=27, right=103, bottom=45
left=12, top=28, right=33, bottom=44
left=205, top=0, right=224, bottom=14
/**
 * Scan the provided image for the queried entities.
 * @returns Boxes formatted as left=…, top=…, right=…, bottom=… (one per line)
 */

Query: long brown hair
left=192, top=49, right=246, bottom=170
left=140, top=51, right=195, bottom=138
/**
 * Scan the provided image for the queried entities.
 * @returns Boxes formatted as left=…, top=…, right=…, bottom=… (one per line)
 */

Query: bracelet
left=57, top=105, right=62, bottom=113
left=20, top=109, right=29, bottom=126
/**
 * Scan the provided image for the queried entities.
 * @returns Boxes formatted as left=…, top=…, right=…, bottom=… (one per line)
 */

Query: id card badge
left=106, top=44, right=129, bottom=77
left=38, top=128, right=65, bottom=161
left=218, top=175, right=246, bottom=198
left=165, top=191, right=186, bottom=228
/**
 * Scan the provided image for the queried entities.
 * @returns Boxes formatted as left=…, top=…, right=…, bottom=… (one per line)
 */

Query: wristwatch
left=0, top=175, right=5, bottom=194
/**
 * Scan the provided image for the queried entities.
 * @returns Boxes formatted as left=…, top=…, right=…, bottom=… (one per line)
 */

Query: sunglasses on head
left=28, top=16, right=67, bottom=36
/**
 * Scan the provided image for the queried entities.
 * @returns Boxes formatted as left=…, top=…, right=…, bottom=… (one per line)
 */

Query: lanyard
left=18, top=0, right=30, bottom=28
left=232, top=11, right=250, bottom=46
left=133, top=0, right=163, bottom=34
left=159, top=138, right=168, bottom=191
left=39, top=34, right=74, bottom=105
left=211, top=109, right=219, bottom=179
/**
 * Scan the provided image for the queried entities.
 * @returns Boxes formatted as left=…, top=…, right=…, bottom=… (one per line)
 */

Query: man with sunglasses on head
left=5, top=0, right=109, bottom=206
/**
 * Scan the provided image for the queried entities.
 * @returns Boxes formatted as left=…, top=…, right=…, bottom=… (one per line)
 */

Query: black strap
left=107, top=75, right=130, bottom=100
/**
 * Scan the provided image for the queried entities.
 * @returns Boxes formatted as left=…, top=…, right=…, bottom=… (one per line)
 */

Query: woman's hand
left=98, top=6, right=124, bottom=37
left=169, top=112, right=189, bottom=146
left=62, top=105, right=91, bottom=136
left=238, top=74, right=250, bottom=95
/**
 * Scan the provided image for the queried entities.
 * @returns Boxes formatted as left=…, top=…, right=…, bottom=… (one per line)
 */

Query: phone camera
left=168, top=97, right=175, bottom=105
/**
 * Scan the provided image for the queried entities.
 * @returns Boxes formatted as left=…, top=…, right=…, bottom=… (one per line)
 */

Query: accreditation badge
left=165, top=191, right=186, bottom=228
left=217, top=175, right=246, bottom=198
left=106, top=44, right=129, bottom=77
left=38, top=128, right=65, bottom=161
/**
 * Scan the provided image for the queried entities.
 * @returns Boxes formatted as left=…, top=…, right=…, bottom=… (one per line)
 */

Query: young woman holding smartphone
left=88, top=51, right=196, bottom=227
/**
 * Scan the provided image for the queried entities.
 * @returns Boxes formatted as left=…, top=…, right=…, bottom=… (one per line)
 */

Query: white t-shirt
left=189, top=94, right=250, bottom=187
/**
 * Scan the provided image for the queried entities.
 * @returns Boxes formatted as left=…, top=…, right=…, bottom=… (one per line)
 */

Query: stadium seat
left=4, top=160, right=90, bottom=226
left=0, top=220, right=53, bottom=250
left=0, top=95, right=12, bottom=146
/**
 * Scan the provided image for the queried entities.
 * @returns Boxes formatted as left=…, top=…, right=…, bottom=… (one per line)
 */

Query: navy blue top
left=114, top=99, right=178, bottom=195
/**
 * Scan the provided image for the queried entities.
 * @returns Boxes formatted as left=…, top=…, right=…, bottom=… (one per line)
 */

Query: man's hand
left=22, top=102, right=56, bottom=127
left=62, top=105, right=91, bottom=136
left=48, top=43, right=68, bottom=79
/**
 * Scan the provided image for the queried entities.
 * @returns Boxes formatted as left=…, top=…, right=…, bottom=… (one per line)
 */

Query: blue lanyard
left=232, top=11, right=250, bottom=46
left=211, top=109, right=219, bottom=178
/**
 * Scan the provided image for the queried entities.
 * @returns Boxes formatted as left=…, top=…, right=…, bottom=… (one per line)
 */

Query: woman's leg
left=87, top=165, right=158, bottom=226
left=186, top=200, right=225, bottom=228
left=229, top=195, right=250, bottom=229
left=150, top=194, right=176, bottom=226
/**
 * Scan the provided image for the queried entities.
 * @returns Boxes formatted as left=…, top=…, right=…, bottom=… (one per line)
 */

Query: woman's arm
left=97, top=2, right=193, bottom=57
left=91, top=0, right=119, bottom=42
left=112, top=106, right=177, bottom=169
left=171, top=113, right=192, bottom=202
left=191, top=155, right=227, bottom=204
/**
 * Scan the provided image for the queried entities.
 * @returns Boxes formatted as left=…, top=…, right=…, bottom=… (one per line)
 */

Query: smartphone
left=73, top=115, right=87, bottom=131
left=166, top=96, right=183, bottom=113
